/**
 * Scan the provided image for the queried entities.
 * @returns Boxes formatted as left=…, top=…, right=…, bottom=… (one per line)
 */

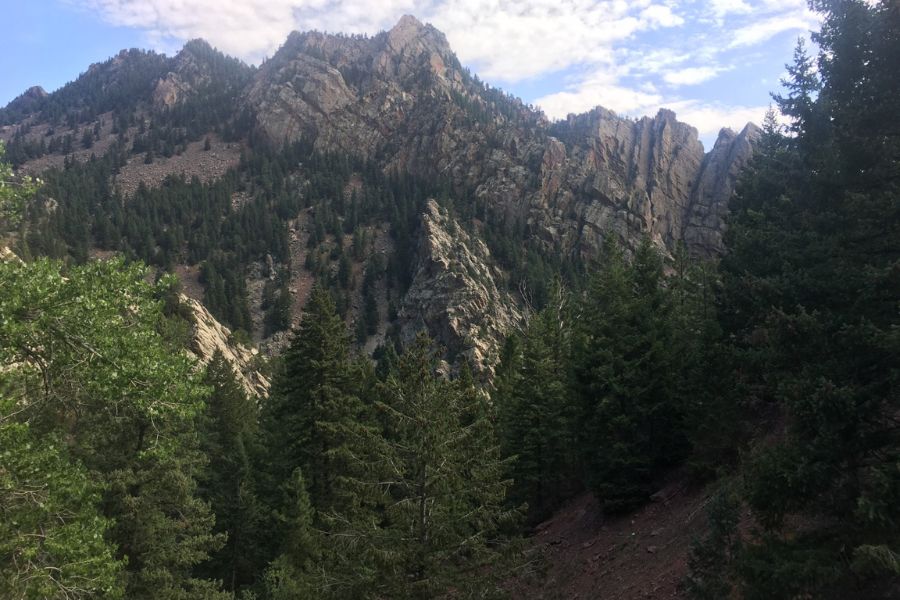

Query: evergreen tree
left=328, top=334, right=520, bottom=598
left=707, top=2, right=900, bottom=596
left=574, top=238, right=687, bottom=512
left=260, top=469, right=321, bottom=599
left=258, top=285, right=366, bottom=534
left=197, top=352, right=265, bottom=593
left=496, top=282, right=576, bottom=522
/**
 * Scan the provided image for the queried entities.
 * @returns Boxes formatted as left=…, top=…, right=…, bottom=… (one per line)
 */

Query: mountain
left=0, top=15, right=758, bottom=374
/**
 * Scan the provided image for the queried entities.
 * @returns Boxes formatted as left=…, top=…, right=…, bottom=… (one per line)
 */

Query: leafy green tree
left=1, top=356, right=123, bottom=600
left=0, top=257, right=227, bottom=600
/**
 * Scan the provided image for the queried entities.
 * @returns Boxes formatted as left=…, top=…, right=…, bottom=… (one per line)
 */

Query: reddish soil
left=514, top=481, right=713, bottom=600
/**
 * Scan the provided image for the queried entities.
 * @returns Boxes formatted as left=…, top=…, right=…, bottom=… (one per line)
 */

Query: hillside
left=1, top=2, right=897, bottom=599
left=0, top=15, right=757, bottom=372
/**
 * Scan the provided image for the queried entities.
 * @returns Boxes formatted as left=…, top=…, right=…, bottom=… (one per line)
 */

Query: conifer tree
left=328, top=334, right=520, bottom=598
left=258, top=285, right=367, bottom=542
left=496, top=282, right=576, bottom=521
left=197, top=351, right=265, bottom=593
left=260, top=469, right=321, bottom=599
left=574, top=238, right=687, bottom=512
left=706, top=2, right=900, bottom=596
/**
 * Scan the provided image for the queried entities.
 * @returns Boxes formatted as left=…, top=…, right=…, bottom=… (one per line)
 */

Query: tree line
left=1, top=1, right=896, bottom=598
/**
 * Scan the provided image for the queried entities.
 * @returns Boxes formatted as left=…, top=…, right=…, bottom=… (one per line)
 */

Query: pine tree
left=574, top=238, right=687, bottom=512
left=258, top=285, right=367, bottom=536
left=261, top=469, right=321, bottom=599
left=710, top=2, right=900, bottom=595
left=197, top=351, right=265, bottom=593
left=328, top=334, right=521, bottom=598
left=496, top=282, right=576, bottom=521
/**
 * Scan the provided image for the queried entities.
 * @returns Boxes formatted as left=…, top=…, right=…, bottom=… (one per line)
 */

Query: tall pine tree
left=327, top=334, right=521, bottom=598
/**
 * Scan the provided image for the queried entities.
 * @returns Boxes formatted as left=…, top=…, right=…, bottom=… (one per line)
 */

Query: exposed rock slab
left=399, top=200, right=522, bottom=376
left=181, top=294, right=270, bottom=398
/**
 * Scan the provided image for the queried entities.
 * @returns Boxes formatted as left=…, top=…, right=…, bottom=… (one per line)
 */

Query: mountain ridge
left=0, top=14, right=759, bottom=372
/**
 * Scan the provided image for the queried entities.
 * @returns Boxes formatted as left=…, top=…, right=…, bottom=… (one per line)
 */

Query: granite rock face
left=181, top=295, right=271, bottom=398
left=152, top=39, right=241, bottom=109
left=399, top=200, right=522, bottom=377
left=1, top=15, right=761, bottom=375
left=243, top=16, right=757, bottom=259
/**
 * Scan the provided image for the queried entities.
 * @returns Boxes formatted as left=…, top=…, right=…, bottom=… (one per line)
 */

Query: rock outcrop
left=399, top=200, right=522, bottom=377
left=152, top=40, right=217, bottom=108
left=1, top=15, right=762, bottom=375
left=181, top=294, right=271, bottom=398
left=242, top=16, right=756, bottom=259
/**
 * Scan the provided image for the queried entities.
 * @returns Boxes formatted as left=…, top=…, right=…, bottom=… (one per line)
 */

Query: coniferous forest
left=0, top=1, right=898, bottom=598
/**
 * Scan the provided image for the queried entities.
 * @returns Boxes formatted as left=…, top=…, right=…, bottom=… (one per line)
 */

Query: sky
left=0, top=0, right=820, bottom=148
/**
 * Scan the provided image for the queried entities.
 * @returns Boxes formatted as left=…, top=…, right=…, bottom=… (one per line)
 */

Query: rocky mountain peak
left=22, top=86, right=48, bottom=100
left=384, top=14, right=451, bottom=59
left=180, top=38, right=215, bottom=57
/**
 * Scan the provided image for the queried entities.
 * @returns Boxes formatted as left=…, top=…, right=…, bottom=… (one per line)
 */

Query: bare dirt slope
left=517, top=481, right=713, bottom=600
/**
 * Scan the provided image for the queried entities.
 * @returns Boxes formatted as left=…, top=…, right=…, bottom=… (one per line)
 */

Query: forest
left=0, top=0, right=897, bottom=598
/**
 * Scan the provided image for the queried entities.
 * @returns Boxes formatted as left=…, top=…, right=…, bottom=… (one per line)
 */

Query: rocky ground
left=515, top=479, right=716, bottom=600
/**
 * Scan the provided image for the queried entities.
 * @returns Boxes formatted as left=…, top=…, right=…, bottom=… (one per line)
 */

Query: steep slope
left=399, top=200, right=522, bottom=375
left=1, top=15, right=759, bottom=371
left=514, top=484, right=711, bottom=600
left=242, top=16, right=758, bottom=259
left=181, top=294, right=271, bottom=398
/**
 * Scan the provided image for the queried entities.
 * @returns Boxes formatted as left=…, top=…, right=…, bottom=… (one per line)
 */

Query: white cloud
left=537, top=74, right=665, bottom=120
left=664, top=100, right=767, bottom=138
left=640, top=5, right=684, bottom=28
left=428, top=0, right=687, bottom=82
left=729, top=13, right=817, bottom=48
left=663, top=66, right=725, bottom=86
left=709, top=0, right=752, bottom=19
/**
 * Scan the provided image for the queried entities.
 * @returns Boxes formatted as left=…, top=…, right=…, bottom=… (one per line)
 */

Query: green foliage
left=573, top=238, right=689, bottom=512
left=197, top=352, right=266, bottom=593
left=0, top=399, right=124, bottom=599
left=258, top=286, right=368, bottom=548
left=327, top=334, right=521, bottom=598
left=0, top=257, right=227, bottom=599
left=0, top=141, right=38, bottom=229
left=495, top=282, right=576, bottom=522
left=259, top=468, right=321, bottom=599
left=703, top=1, right=900, bottom=596
left=683, top=486, right=741, bottom=600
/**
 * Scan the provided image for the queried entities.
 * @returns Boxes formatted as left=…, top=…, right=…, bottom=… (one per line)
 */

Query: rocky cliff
left=1, top=15, right=760, bottom=373
left=181, top=294, right=271, bottom=398
left=399, top=200, right=522, bottom=376
left=243, top=15, right=758, bottom=259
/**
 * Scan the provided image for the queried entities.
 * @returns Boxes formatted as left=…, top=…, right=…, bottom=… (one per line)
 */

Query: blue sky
left=1, top=1, right=819, bottom=148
